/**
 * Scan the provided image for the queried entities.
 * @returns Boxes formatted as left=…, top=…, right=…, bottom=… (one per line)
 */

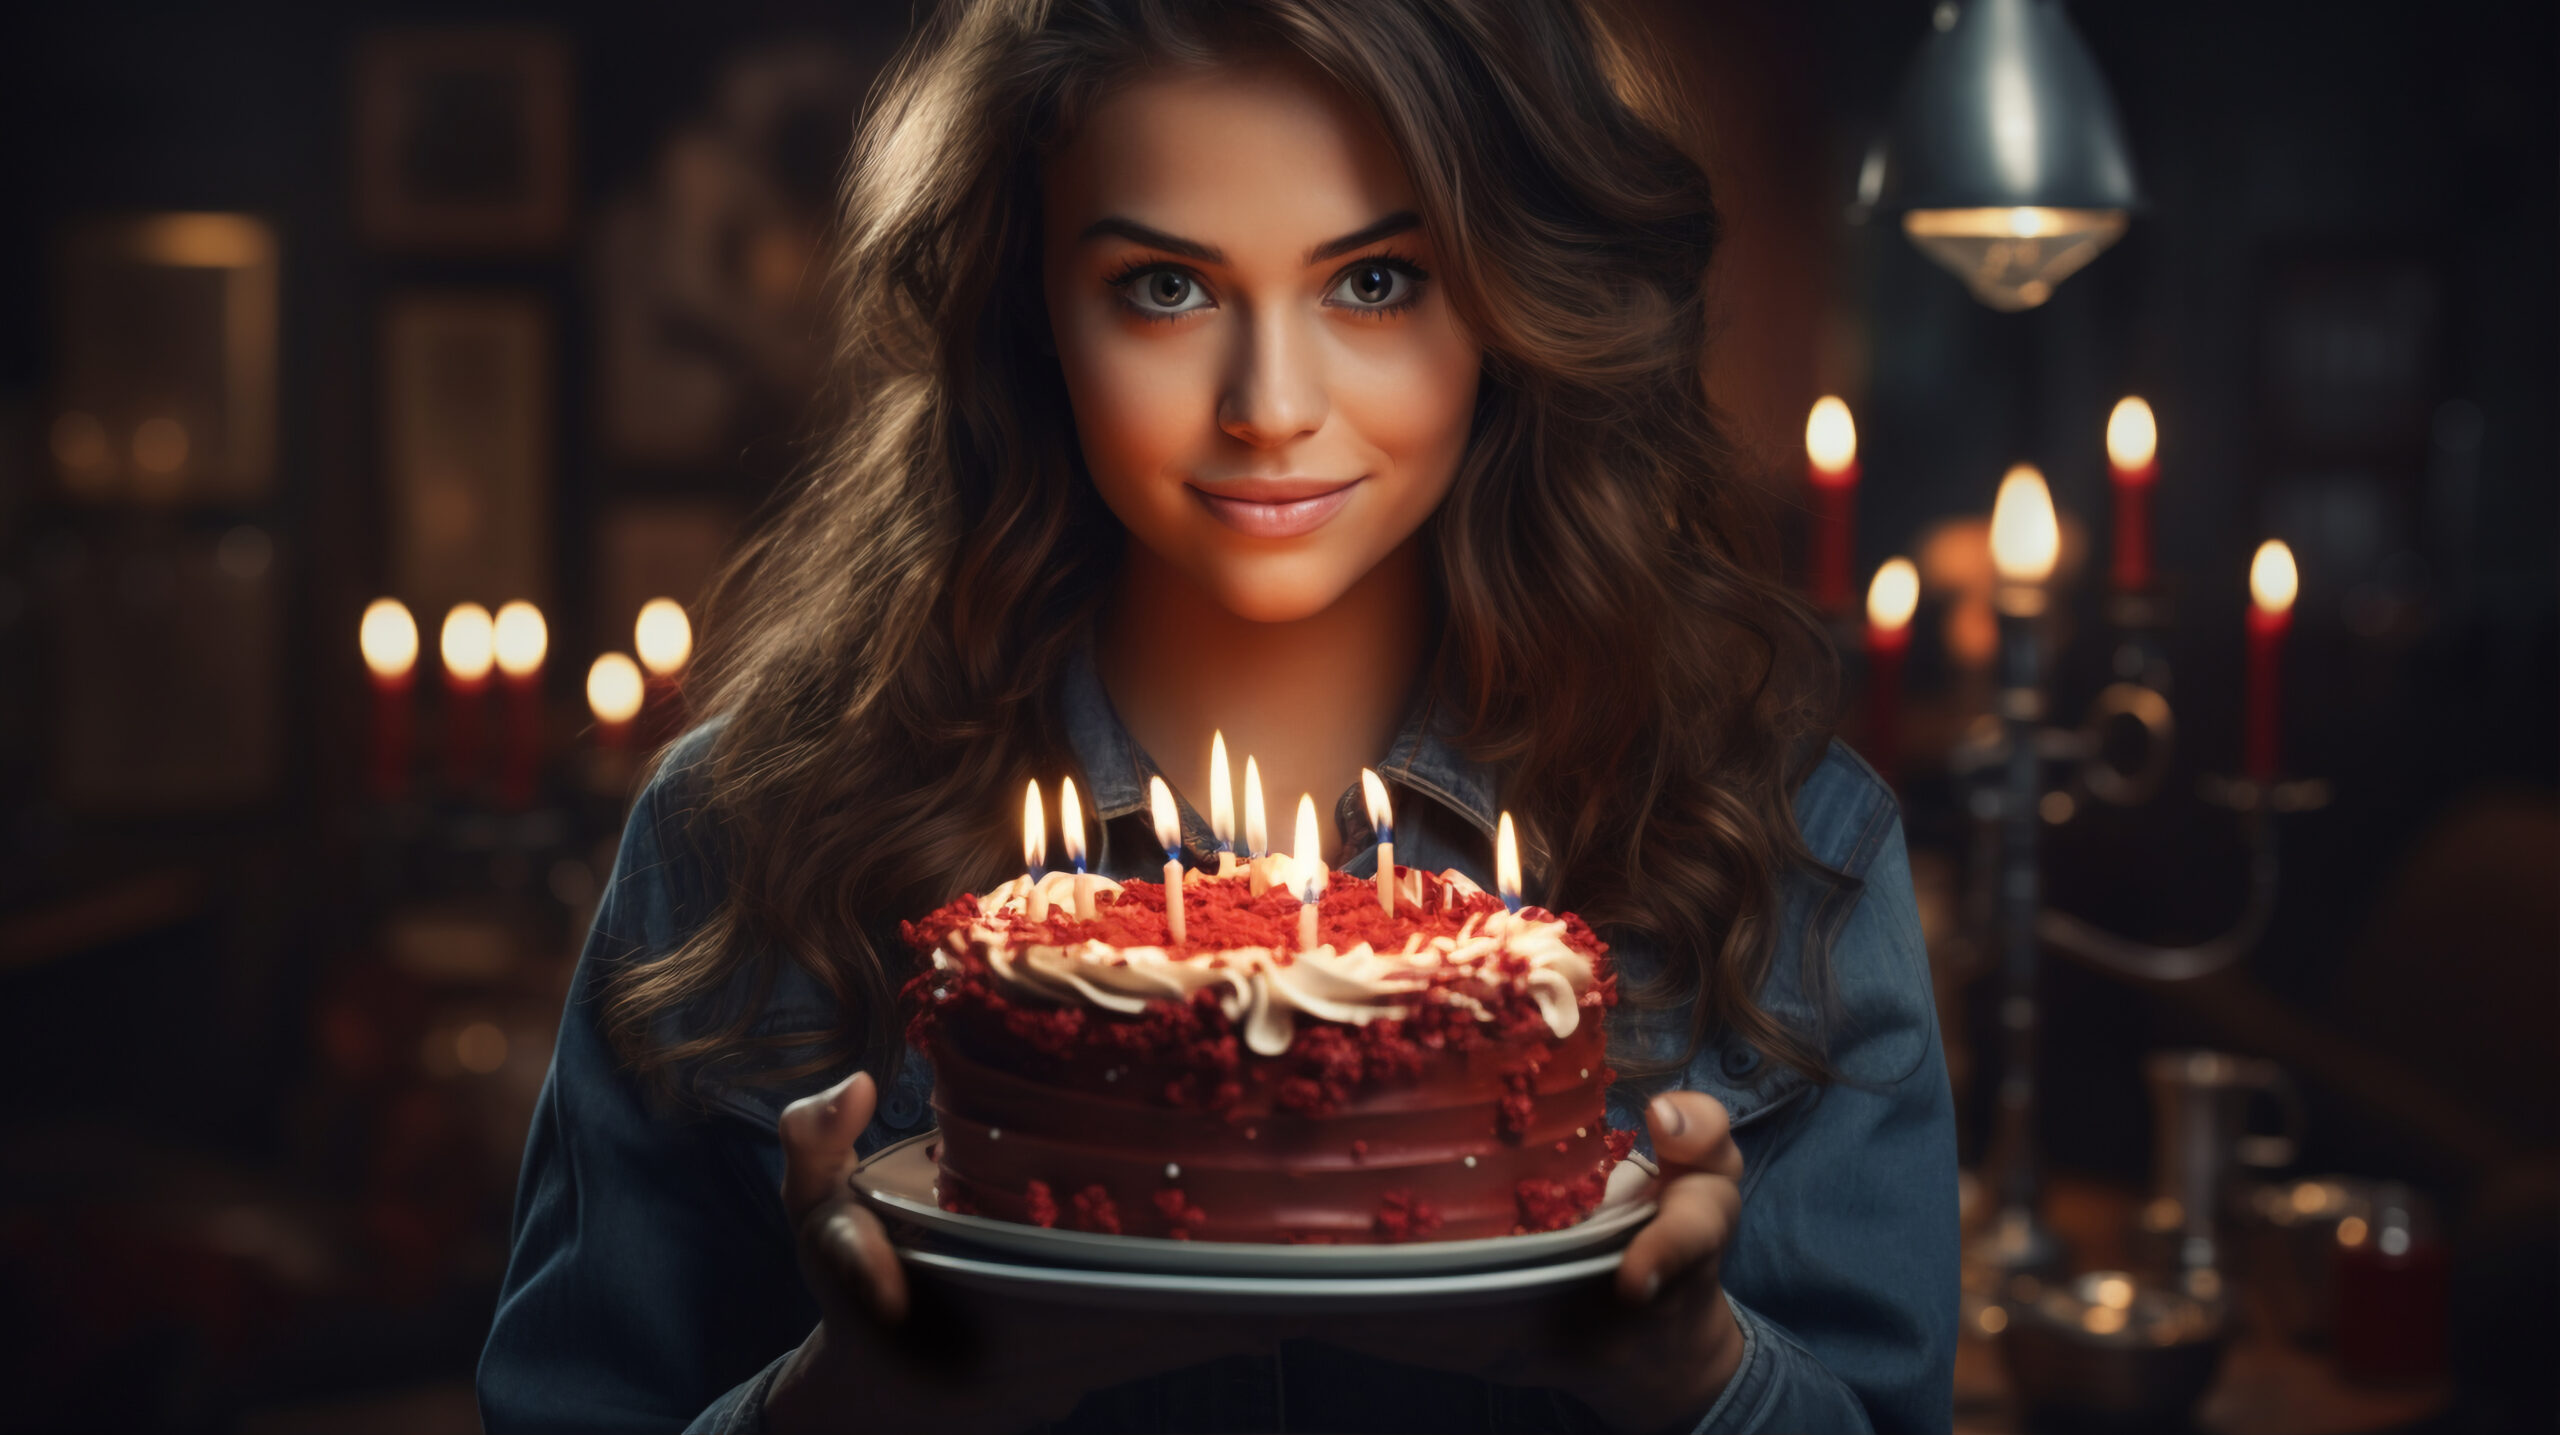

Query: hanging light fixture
left=1875, top=0, right=2142, bottom=311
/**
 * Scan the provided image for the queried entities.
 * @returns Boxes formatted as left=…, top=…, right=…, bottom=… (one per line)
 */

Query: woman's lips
left=1189, top=477, right=1363, bottom=539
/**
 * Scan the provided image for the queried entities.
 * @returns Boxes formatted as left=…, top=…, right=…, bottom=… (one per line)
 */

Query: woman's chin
left=1189, top=553, right=1371, bottom=626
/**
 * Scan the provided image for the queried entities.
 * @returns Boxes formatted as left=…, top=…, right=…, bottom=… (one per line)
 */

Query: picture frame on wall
left=354, top=28, right=573, bottom=252
left=49, top=212, right=280, bottom=507
left=594, top=499, right=742, bottom=653
left=381, top=291, right=553, bottom=623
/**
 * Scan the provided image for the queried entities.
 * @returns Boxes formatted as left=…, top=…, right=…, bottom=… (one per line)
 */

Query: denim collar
left=1058, top=640, right=1499, bottom=863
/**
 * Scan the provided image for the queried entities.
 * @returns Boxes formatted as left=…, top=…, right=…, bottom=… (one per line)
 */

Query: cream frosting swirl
left=930, top=868, right=1600, bottom=1057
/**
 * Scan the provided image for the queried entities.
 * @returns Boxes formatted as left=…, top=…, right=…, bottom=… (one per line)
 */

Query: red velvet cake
left=899, top=862, right=1634, bottom=1243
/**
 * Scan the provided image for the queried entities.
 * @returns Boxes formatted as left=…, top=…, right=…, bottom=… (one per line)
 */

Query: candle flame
left=1360, top=768, right=1393, bottom=845
left=1060, top=775, right=1087, bottom=872
left=2107, top=397, right=2157, bottom=472
left=359, top=598, right=418, bottom=678
left=441, top=603, right=495, bottom=681
left=634, top=598, right=693, bottom=677
left=1149, top=774, right=1182, bottom=860
left=1209, top=731, right=1234, bottom=849
left=1243, top=756, right=1268, bottom=858
left=1293, top=792, right=1324, bottom=902
left=1023, top=779, right=1046, bottom=872
left=1496, top=811, right=1523, bottom=912
left=586, top=653, right=644, bottom=724
left=1989, top=465, right=2060, bottom=584
left=2249, top=539, right=2298, bottom=615
left=493, top=601, right=547, bottom=677
left=1806, top=395, right=1857, bottom=479
left=1867, top=557, right=1920, bottom=632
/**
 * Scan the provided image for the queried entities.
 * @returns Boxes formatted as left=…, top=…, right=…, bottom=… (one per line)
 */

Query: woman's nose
left=1217, top=310, right=1327, bottom=448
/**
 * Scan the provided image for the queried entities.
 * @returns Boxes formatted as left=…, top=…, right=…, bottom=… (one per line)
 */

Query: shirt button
left=884, top=1083, right=925, bottom=1128
left=1721, top=1045, right=1760, bottom=1081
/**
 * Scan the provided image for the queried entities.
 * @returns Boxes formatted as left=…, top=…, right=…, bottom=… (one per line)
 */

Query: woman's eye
left=1328, top=260, right=1419, bottom=311
left=1119, top=267, right=1212, bottom=318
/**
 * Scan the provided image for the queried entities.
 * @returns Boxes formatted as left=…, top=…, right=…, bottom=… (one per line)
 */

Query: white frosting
left=936, top=867, right=1600, bottom=1057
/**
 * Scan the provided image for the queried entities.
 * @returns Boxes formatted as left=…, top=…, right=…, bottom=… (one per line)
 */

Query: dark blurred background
left=0, top=2, right=2549, bottom=1432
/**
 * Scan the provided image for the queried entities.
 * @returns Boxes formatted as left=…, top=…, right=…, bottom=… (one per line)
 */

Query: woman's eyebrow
left=1075, top=210, right=1422, bottom=267
left=1306, top=210, right=1419, bottom=263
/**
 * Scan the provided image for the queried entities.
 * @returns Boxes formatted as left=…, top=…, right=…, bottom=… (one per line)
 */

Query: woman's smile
left=1187, top=475, right=1365, bottom=538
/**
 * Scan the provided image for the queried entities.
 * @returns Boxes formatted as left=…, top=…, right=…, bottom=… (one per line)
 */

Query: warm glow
left=1901, top=206, right=2129, bottom=312
left=2107, top=397, right=2157, bottom=472
left=586, top=653, right=644, bottom=724
left=1989, top=466, right=2061, bottom=585
left=1243, top=756, right=1268, bottom=858
left=359, top=598, right=419, bottom=678
left=1060, top=775, right=1088, bottom=871
left=1496, top=811, right=1523, bottom=912
left=1867, top=558, right=1920, bottom=632
left=1805, top=396, right=1858, bottom=478
left=1023, top=779, right=1046, bottom=872
left=441, top=603, right=495, bottom=681
left=1360, top=768, right=1393, bottom=844
left=1209, top=732, right=1234, bottom=849
left=493, top=601, right=547, bottom=677
left=2250, top=539, right=2299, bottom=615
left=1292, top=793, right=1324, bottom=901
left=634, top=598, right=693, bottom=677
left=1149, top=775, right=1182, bottom=859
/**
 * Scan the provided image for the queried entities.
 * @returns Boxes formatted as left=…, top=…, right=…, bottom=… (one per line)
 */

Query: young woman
left=479, top=1, right=1956, bottom=1431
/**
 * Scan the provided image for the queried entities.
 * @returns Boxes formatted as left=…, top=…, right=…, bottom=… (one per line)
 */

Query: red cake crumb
left=1514, top=1128, right=1641, bottom=1232
left=1025, top=1180, right=1058, bottom=1228
left=1372, top=1189, right=1443, bottom=1242
left=1153, top=1189, right=1208, bottom=1239
left=1070, top=1184, right=1121, bottom=1235
left=1350, top=1139, right=1368, bottom=1162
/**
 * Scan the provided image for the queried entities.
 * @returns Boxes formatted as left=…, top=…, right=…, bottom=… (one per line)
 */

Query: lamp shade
left=1877, top=0, right=2142, bottom=310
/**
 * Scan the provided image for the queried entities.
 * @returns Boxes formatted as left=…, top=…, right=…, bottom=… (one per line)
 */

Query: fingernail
left=1651, top=1094, right=1687, bottom=1137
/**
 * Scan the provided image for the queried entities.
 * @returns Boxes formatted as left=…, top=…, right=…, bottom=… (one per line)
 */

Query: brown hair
left=607, top=0, right=1839, bottom=1104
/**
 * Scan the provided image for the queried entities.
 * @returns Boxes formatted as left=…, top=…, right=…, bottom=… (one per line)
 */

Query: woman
left=480, top=1, right=1956, bottom=1430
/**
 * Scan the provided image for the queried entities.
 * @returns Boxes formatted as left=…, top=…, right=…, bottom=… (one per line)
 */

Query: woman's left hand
left=1317, top=1090, right=1749, bottom=1433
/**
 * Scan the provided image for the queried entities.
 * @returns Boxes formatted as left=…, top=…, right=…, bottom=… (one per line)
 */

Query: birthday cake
left=899, top=861, right=1632, bottom=1243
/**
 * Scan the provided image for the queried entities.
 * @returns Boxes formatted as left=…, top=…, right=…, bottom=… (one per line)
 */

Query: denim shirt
left=480, top=653, right=1957, bottom=1433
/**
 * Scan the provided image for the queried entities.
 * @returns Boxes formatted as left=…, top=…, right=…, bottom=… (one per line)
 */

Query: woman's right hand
left=761, top=1071, right=1276, bottom=1433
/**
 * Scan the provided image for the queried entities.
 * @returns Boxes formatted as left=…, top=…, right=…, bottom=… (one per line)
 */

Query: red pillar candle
left=1806, top=397, right=1860, bottom=613
left=440, top=603, right=495, bottom=792
left=2107, top=397, right=2158, bottom=592
left=1864, top=558, right=1919, bottom=783
left=588, top=652, right=644, bottom=750
left=2245, top=540, right=2298, bottom=782
left=493, top=601, right=547, bottom=809
left=359, top=599, right=418, bottom=802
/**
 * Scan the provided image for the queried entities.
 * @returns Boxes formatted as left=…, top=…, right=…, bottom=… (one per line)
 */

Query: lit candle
left=1361, top=768, right=1396, bottom=916
left=359, top=598, right=418, bottom=801
left=2107, top=398, right=2158, bottom=593
left=1244, top=756, right=1271, bottom=896
left=1865, top=558, right=1919, bottom=784
left=1210, top=731, right=1237, bottom=877
left=493, top=601, right=546, bottom=809
left=635, top=598, right=693, bottom=744
left=1061, top=775, right=1095, bottom=919
left=1495, top=811, right=1523, bottom=915
left=1806, top=396, right=1860, bottom=613
left=1148, top=776, right=1187, bottom=946
left=1022, top=779, right=1050, bottom=922
left=1292, top=792, right=1324, bottom=952
left=2245, top=540, right=2297, bottom=783
left=1990, top=466, right=2062, bottom=600
left=441, top=603, right=495, bottom=790
left=587, top=652, right=644, bottom=748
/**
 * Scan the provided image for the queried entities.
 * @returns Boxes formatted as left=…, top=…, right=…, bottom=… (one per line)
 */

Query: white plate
left=852, top=1130, right=1658, bottom=1277
left=900, top=1244, right=1631, bottom=1315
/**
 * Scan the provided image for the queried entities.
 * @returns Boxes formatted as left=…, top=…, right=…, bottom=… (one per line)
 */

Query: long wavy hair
left=607, top=0, right=1839, bottom=1104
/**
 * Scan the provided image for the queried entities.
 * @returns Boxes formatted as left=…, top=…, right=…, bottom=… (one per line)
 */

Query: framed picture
left=595, top=500, right=742, bottom=655
left=50, top=213, right=279, bottom=506
left=355, top=29, right=572, bottom=252
left=382, top=292, right=553, bottom=622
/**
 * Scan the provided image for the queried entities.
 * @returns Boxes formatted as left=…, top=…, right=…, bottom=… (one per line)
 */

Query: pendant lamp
left=1875, top=0, right=2142, bottom=311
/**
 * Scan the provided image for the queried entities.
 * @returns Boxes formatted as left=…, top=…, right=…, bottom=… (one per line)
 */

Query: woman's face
left=1042, top=58, right=1482, bottom=624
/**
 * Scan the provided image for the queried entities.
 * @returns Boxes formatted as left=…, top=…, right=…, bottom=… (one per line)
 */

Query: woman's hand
left=1313, top=1091, right=1749, bottom=1433
left=761, top=1071, right=1278, bottom=1434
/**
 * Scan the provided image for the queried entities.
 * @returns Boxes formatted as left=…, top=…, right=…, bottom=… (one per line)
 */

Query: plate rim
left=852, top=1128, right=1659, bottom=1277
left=901, top=1242, right=1628, bottom=1297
